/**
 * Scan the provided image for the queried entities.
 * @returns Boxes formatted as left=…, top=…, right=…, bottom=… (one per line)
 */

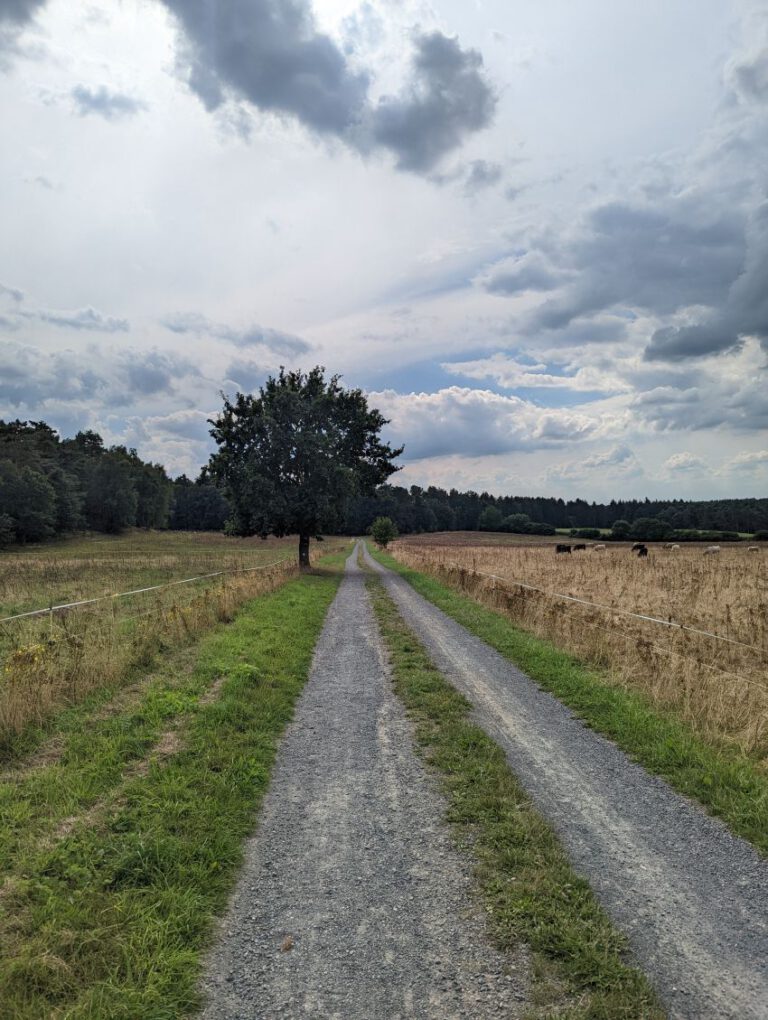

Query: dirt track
left=200, top=546, right=528, bottom=1018
left=364, top=543, right=768, bottom=1020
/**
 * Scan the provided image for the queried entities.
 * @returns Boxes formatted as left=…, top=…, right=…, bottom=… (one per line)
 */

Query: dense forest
left=0, top=419, right=766, bottom=545
left=0, top=420, right=226, bottom=544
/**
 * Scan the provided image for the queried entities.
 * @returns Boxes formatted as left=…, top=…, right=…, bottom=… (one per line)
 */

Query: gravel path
left=200, top=546, right=529, bottom=1019
left=364, top=543, right=768, bottom=1020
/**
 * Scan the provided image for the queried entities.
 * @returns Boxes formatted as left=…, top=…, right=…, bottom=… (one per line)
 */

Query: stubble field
left=391, top=532, right=768, bottom=756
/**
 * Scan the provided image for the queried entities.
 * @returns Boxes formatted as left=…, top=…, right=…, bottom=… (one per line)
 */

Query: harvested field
left=0, top=531, right=346, bottom=752
left=392, top=533, right=768, bottom=755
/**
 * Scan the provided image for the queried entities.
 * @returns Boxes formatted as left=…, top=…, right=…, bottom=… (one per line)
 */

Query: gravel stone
left=200, top=546, right=529, bottom=1019
left=364, top=543, right=768, bottom=1020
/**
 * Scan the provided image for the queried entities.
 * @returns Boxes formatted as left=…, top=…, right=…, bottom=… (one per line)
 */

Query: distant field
left=393, top=532, right=768, bottom=755
left=0, top=530, right=345, bottom=753
left=0, top=529, right=301, bottom=618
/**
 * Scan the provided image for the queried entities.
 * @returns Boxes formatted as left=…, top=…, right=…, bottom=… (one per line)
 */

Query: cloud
left=463, top=159, right=502, bottom=194
left=479, top=252, right=568, bottom=296
left=370, top=32, right=496, bottom=173
left=71, top=84, right=148, bottom=121
left=442, top=352, right=628, bottom=393
left=727, top=449, right=768, bottom=471
left=547, top=444, right=643, bottom=483
left=36, top=305, right=130, bottom=332
left=224, top=357, right=266, bottom=393
left=523, top=198, right=746, bottom=333
left=370, top=386, right=616, bottom=461
left=159, top=0, right=370, bottom=133
left=0, top=341, right=198, bottom=408
left=119, top=349, right=198, bottom=398
left=161, top=311, right=310, bottom=355
left=0, top=286, right=130, bottom=333
left=0, top=0, right=46, bottom=69
left=663, top=451, right=707, bottom=473
left=0, top=282, right=24, bottom=302
left=644, top=201, right=768, bottom=361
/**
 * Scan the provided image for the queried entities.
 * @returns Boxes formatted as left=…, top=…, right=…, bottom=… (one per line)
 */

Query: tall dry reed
left=393, top=539, right=768, bottom=757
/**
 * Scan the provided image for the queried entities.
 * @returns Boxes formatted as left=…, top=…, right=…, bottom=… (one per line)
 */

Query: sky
left=1, top=0, right=767, bottom=501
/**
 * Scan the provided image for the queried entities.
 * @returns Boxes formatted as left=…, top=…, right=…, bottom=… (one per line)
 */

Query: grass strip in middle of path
left=368, top=575, right=664, bottom=1020
left=0, top=556, right=345, bottom=1020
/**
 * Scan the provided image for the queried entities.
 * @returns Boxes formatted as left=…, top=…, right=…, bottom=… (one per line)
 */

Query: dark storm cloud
left=527, top=199, right=746, bottom=332
left=645, top=201, right=768, bottom=360
left=158, top=0, right=370, bottom=133
left=370, top=32, right=496, bottom=173
left=161, top=311, right=310, bottom=355
left=71, top=84, right=148, bottom=121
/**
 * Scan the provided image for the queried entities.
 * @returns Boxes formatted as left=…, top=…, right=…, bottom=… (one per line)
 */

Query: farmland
left=0, top=531, right=346, bottom=753
left=390, top=532, right=768, bottom=756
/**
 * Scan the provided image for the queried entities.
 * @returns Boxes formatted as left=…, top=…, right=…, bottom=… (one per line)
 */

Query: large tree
left=208, top=367, right=402, bottom=566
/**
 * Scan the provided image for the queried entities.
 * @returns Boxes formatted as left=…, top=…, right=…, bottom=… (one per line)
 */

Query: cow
left=637, top=545, right=649, bottom=558
left=671, top=544, right=680, bottom=550
left=556, top=544, right=572, bottom=554
left=748, top=545, right=760, bottom=552
left=593, top=543, right=606, bottom=550
left=573, top=543, right=587, bottom=551
left=631, top=542, right=644, bottom=551
left=704, top=545, right=721, bottom=555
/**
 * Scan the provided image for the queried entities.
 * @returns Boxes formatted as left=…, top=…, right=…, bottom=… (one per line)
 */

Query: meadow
left=0, top=531, right=345, bottom=753
left=391, top=533, right=768, bottom=756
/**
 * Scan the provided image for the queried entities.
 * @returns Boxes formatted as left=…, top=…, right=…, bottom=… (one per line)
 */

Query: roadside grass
left=368, top=575, right=663, bottom=1019
left=369, top=547, right=768, bottom=857
left=0, top=552, right=346, bottom=1019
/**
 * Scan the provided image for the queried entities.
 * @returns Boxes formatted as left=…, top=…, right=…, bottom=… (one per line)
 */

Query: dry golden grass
left=0, top=530, right=347, bottom=751
left=392, top=534, right=768, bottom=756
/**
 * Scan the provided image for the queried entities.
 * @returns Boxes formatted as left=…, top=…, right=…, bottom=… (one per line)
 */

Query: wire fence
left=406, top=554, right=763, bottom=653
left=0, top=558, right=290, bottom=627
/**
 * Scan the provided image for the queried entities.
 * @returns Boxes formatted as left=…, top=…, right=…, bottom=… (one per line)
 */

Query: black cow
left=636, top=545, right=648, bottom=558
left=573, top=543, right=587, bottom=551
left=556, top=544, right=572, bottom=554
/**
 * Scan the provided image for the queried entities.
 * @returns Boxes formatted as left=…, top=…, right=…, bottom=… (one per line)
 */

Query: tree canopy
left=207, top=368, right=402, bottom=565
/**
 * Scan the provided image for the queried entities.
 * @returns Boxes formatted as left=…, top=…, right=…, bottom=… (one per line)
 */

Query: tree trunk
left=299, top=532, right=310, bottom=569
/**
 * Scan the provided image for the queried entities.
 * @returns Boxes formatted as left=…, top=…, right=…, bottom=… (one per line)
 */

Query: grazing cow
left=573, top=543, right=587, bottom=551
left=704, top=545, right=721, bottom=555
left=748, top=545, right=760, bottom=552
left=556, top=544, right=572, bottom=554
left=593, top=543, right=606, bottom=550
left=631, top=542, right=644, bottom=551
left=671, top=544, right=680, bottom=550
left=637, top=545, right=649, bottom=558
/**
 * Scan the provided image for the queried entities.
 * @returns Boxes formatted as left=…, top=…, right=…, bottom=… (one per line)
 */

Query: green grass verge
left=368, top=576, right=663, bottom=1019
left=0, top=555, right=345, bottom=1019
left=368, top=546, right=768, bottom=856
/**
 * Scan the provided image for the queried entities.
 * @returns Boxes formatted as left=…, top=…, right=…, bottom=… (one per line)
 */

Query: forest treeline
left=0, top=419, right=766, bottom=545
left=0, top=420, right=227, bottom=544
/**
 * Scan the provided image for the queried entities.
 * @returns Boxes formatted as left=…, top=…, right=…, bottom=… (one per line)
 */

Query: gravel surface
left=364, top=543, right=768, bottom=1020
left=200, top=546, right=529, bottom=1019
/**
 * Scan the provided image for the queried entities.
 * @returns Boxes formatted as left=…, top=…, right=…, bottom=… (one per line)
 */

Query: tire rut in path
left=200, top=546, right=529, bottom=1019
left=363, top=544, right=768, bottom=1020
